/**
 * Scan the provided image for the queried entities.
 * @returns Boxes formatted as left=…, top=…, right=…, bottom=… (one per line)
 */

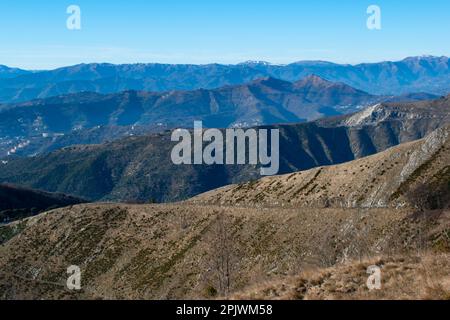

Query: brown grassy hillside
left=0, top=203, right=448, bottom=299
left=229, top=253, right=450, bottom=300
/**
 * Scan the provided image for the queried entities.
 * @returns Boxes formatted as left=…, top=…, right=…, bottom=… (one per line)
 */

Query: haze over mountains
left=0, top=56, right=449, bottom=104
left=0, top=56, right=448, bottom=205
left=0, top=74, right=441, bottom=158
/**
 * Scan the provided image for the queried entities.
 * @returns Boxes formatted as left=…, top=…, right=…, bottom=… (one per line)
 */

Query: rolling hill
left=0, top=75, right=378, bottom=132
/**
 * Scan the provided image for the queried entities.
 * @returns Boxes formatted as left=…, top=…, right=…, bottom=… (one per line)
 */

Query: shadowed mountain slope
left=0, top=76, right=376, bottom=134
left=0, top=76, right=442, bottom=158
left=0, top=100, right=448, bottom=300
left=0, top=184, right=85, bottom=223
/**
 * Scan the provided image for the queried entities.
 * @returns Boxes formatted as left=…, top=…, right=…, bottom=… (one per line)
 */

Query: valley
left=192, top=125, right=450, bottom=209
left=0, top=75, right=378, bottom=158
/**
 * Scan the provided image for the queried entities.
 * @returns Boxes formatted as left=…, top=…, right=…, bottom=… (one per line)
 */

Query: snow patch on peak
left=239, top=60, right=272, bottom=66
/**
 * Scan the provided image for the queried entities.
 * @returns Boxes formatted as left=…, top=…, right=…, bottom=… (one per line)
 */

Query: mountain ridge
left=0, top=75, right=382, bottom=157
left=1, top=56, right=449, bottom=103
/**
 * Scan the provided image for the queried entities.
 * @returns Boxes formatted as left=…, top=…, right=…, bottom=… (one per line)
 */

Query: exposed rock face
left=400, top=126, right=449, bottom=183
left=230, top=254, right=450, bottom=300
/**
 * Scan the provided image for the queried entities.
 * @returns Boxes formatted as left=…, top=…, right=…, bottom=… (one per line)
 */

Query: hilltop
left=1, top=202, right=448, bottom=299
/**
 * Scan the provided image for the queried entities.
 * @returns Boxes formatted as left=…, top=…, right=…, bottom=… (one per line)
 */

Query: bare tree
left=349, top=209, right=372, bottom=263
left=206, top=212, right=239, bottom=297
left=178, top=210, right=189, bottom=231
left=307, top=225, right=337, bottom=268
left=405, top=182, right=431, bottom=255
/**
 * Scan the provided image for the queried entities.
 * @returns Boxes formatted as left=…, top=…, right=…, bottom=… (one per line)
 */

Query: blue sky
left=1, top=0, right=449, bottom=69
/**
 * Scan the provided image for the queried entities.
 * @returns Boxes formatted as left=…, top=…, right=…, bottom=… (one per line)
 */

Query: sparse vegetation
left=0, top=221, right=26, bottom=245
left=229, top=253, right=450, bottom=300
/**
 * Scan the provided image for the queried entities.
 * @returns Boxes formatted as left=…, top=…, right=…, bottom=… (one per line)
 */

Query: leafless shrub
left=179, top=210, right=189, bottom=230
left=205, top=212, right=240, bottom=297
left=306, top=226, right=338, bottom=268
left=405, top=182, right=433, bottom=255
left=333, top=209, right=373, bottom=264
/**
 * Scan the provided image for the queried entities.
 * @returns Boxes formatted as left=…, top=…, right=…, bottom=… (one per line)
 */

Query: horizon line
left=2, top=54, right=449, bottom=72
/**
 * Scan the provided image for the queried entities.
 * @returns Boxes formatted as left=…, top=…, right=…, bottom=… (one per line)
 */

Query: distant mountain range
left=1, top=95, right=448, bottom=203
left=0, top=65, right=30, bottom=80
left=0, top=75, right=441, bottom=158
left=1, top=58, right=449, bottom=301
left=0, top=56, right=449, bottom=103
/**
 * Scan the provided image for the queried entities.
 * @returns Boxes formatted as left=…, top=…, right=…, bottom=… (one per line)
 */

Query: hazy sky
left=1, top=0, right=449, bottom=69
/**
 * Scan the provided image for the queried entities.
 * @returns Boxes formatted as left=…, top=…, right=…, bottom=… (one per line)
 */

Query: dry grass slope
left=0, top=202, right=449, bottom=299
left=230, top=253, right=450, bottom=300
